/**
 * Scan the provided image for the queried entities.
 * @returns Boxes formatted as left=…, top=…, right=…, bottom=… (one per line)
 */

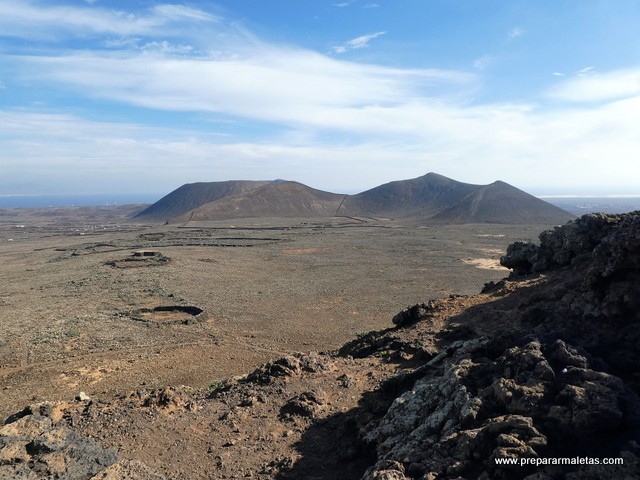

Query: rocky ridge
left=2, top=212, right=640, bottom=479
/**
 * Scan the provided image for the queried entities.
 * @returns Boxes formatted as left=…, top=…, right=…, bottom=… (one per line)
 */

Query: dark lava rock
left=247, top=352, right=334, bottom=384
left=0, top=404, right=167, bottom=480
left=281, top=390, right=328, bottom=419
left=361, top=336, right=640, bottom=479
left=392, top=301, right=436, bottom=328
left=499, top=213, right=631, bottom=276
left=360, top=212, right=640, bottom=479
left=0, top=413, right=117, bottom=479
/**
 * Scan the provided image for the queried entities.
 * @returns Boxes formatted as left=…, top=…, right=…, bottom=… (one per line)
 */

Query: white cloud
left=141, top=41, right=194, bottom=55
left=0, top=0, right=218, bottom=40
left=2, top=80, right=640, bottom=194
left=151, top=4, right=218, bottom=22
left=508, top=27, right=525, bottom=38
left=473, top=55, right=495, bottom=71
left=547, top=67, right=640, bottom=103
left=576, top=66, right=595, bottom=76
left=331, top=31, right=386, bottom=54
left=103, top=37, right=141, bottom=48
left=331, top=1, right=379, bottom=8
left=0, top=111, right=442, bottom=194
left=11, top=48, right=472, bottom=128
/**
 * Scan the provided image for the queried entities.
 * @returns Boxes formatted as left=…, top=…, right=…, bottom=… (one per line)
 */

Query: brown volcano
left=177, top=181, right=346, bottom=221
left=427, top=180, right=574, bottom=224
left=336, top=172, right=479, bottom=218
left=137, top=173, right=574, bottom=225
left=134, top=180, right=272, bottom=222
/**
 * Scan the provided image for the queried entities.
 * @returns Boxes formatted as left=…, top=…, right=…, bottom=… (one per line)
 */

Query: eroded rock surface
left=361, top=336, right=640, bottom=479
left=0, top=404, right=119, bottom=479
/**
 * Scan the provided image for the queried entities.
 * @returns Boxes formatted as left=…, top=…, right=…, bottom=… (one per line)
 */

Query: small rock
left=76, top=392, right=91, bottom=402
left=338, top=373, right=354, bottom=389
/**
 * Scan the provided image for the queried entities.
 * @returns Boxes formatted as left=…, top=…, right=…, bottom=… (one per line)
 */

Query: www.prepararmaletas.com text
left=495, top=456, right=624, bottom=467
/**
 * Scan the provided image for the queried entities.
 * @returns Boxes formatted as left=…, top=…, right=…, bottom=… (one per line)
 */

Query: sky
left=1, top=0, right=640, bottom=196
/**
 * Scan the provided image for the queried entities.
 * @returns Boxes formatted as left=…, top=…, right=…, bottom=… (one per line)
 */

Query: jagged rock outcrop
left=499, top=212, right=640, bottom=389
left=360, top=336, right=640, bottom=479
left=500, top=212, right=640, bottom=278
left=391, top=301, right=437, bottom=328
left=0, top=402, right=166, bottom=479
left=245, top=352, right=335, bottom=384
left=0, top=405, right=114, bottom=479
left=358, top=212, right=640, bottom=479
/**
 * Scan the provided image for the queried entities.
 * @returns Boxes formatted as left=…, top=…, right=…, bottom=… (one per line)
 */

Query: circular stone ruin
left=130, top=306, right=207, bottom=326
left=105, top=251, right=170, bottom=268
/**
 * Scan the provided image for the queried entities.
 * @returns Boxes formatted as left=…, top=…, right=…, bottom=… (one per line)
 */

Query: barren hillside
left=428, top=180, right=574, bottom=224
left=336, top=172, right=479, bottom=218
left=135, top=180, right=273, bottom=222
left=176, top=181, right=346, bottom=222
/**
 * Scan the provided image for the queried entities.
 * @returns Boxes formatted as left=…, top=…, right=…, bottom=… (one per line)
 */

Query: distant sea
left=0, top=194, right=161, bottom=209
left=542, top=196, right=640, bottom=215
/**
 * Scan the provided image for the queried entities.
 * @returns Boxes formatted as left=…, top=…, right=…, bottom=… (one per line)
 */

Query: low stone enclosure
left=105, top=251, right=170, bottom=268
left=129, top=305, right=207, bottom=326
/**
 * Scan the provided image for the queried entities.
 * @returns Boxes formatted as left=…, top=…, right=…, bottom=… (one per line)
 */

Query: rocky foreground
left=2, top=212, right=640, bottom=479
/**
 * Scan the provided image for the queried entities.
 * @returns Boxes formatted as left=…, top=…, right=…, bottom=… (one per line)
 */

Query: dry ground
left=0, top=207, right=548, bottom=420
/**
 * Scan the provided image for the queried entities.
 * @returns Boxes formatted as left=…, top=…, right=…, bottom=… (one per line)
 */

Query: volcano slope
left=134, top=180, right=273, bottom=222
left=2, top=212, right=639, bottom=479
left=175, top=181, right=346, bottom=222
left=337, top=173, right=574, bottom=225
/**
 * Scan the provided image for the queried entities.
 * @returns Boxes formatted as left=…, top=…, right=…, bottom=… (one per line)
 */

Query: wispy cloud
left=473, top=55, right=495, bottom=71
left=3, top=89, right=640, bottom=194
left=576, top=66, right=595, bottom=76
left=3, top=1, right=470, bottom=129
left=0, top=0, right=218, bottom=40
left=331, top=31, right=386, bottom=54
left=331, top=1, right=379, bottom=9
left=547, top=67, right=640, bottom=103
left=551, top=67, right=594, bottom=80
left=141, top=41, right=194, bottom=55
left=11, top=48, right=472, bottom=128
left=508, top=27, right=525, bottom=38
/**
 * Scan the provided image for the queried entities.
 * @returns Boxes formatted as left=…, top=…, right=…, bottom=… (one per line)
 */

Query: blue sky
left=1, top=0, right=640, bottom=196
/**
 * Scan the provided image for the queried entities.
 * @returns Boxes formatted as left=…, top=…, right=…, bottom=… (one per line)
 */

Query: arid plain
left=0, top=205, right=549, bottom=420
